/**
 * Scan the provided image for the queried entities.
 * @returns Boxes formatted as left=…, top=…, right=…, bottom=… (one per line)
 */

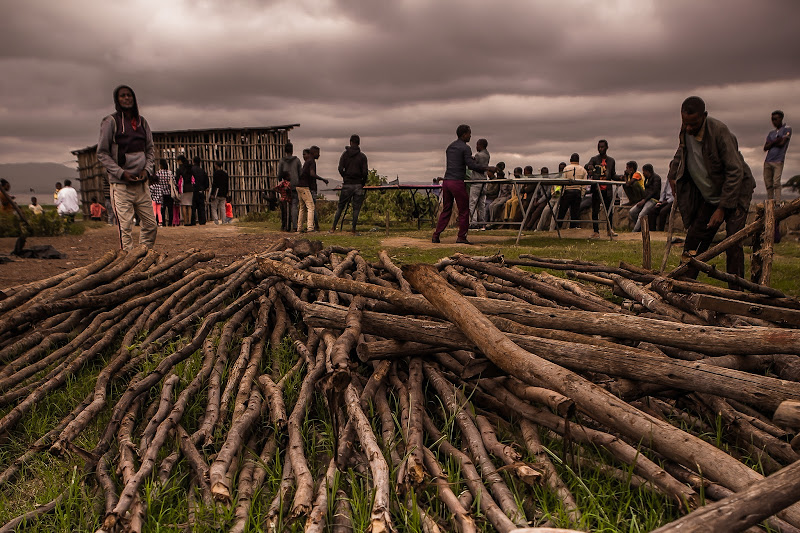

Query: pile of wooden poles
left=2, top=236, right=800, bottom=532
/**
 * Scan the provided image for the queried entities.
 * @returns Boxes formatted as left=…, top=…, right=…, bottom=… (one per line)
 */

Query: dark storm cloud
left=0, top=0, right=798, bottom=186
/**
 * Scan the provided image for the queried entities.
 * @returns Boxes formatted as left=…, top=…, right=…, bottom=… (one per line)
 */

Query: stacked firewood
left=1, top=238, right=800, bottom=533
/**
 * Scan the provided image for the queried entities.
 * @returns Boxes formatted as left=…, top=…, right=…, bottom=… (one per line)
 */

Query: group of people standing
left=275, top=134, right=369, bottom=235
left=151, top=155, right=231, bottom=228
left=434, top=97, right=790, bottom=283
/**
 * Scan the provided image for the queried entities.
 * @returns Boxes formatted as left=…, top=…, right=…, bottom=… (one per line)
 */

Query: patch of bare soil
left=0, top=224, right=283, bottom=289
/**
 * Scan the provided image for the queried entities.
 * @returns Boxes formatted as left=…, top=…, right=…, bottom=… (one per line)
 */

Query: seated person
left=488, top=166, right=518, bottom=223
left=649, top=176, right=675, bottom=231
left=523, top=167, right=550, bottom=230
left=556, top=153, right=588, bottom=229
left=483, top=162, right=505, bottom=222
left=629, top=163, right=662, bottom=232
left=622, top=160, right=645, bottom=205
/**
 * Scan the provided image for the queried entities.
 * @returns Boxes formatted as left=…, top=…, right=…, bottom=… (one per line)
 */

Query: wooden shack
left=72, top=124, right=299, bottom=218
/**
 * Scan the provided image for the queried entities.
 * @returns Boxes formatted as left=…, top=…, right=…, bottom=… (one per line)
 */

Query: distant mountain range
left=0, top=163, right=78, bottom=198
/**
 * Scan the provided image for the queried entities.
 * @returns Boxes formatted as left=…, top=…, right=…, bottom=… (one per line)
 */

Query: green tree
left=360, top=169, right=438, bottom=224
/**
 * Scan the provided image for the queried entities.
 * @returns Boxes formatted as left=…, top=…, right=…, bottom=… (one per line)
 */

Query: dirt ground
left=0, top=224, right=673, bottom=289
left=0, top=224, right=283, bottom=289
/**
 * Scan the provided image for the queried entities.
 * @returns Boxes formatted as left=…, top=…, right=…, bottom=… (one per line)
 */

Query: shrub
left=0, top=211, right=85, bottom=237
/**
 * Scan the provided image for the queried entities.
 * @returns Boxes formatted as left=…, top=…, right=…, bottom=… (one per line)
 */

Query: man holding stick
left=667, top=96, right=755, bottom=279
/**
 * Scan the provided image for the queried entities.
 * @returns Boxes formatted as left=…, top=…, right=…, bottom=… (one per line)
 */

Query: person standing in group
left=156, top=159, right=176, bottom=226
left=468, top=138, right=490, bottom=228
left=556, top=153, right=588, bottom=229
left=149, top=161, right=168, bottom=227
left=28, top=197, right=43, bottom=216
left=307, top=145, right=328, bottom=230
left=176, top=155, right=192, bottom=225
left=225, top=198, right=233, bottom=224
left=53, top=182, right=61, bottom=204
left=628, top=163, right=662, bottom=232
left=278, top=142, right=302, bottom=231
left=588, top=140, right=618, bottom=238
left=763, top=110, right=792, bottom=204
left=190, top=156, right=209, bottom=225
left=432, top=124, right=495, bottom=244
left=331, top=134, right=369, bottom=235
left=56, top=179, right=80, bottom=223
left=96, top=85, right=157, bottom=249
left=297, top=147, right=328, bottom=233
left=210, top=161, right=229, bottom=225
left=667, top=96, right=755, bottom=280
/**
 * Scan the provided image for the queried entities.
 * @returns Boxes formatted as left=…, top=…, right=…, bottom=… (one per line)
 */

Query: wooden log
left=761, top=199, right=776, bottom=286
left=402, top=262, right=800, bottom=526
left=687, top=257, right=787, bottom=298
left=304, top=302, right=800, bottom=410
left=652, top=459, right=800, bottom=533
left=774, top=401, right=800, bottom=430
left=611, top=274, right=707, bottom=324
left=668, top=195, right=800, bottom=279
left=689, top=294, right=800, bottom=327
left=356, top=340, right=440, bottom=361
left=642, top=218, right=651, bottom=270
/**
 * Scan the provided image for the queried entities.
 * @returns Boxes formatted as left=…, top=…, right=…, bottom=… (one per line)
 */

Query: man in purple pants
left=433, top=124, right=495, bottom=244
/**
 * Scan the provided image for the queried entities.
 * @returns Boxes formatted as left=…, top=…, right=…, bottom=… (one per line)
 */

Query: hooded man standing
left=97, top=85, right=157, bottom=250
left=331, top=134, right=369, bottom=234
left=668, top=96, right=755, bottom=280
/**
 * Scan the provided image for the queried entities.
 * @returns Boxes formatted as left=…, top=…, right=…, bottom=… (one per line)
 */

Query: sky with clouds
left=1, top=0, right=798, bottom=192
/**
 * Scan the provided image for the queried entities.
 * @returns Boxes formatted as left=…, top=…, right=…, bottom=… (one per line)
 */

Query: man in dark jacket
left=210, top=161, right=229, bottom=225
left=278, top=142, right=302, bottom=231
left=667, top=96, right=755, bottom=280
left=330, top=134, right=369, bottom=234
left=628, top=163, right=662, bottom=232
left=191, top=156, right=209, bottom=225
left=588, top=140, right=619, bottom=238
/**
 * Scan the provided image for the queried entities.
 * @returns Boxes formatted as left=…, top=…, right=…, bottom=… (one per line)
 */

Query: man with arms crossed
left=763, top=110, right=791, bottom=204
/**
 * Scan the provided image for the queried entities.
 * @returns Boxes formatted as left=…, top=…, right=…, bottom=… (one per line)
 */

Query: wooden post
left=641, top=216, right=651, bottom=270
left=760, top=199, right=776, bottom=286
left=660, top=201, right=678, bottom=272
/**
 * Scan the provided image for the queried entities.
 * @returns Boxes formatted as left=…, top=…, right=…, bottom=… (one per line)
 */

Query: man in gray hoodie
left=96, top=85, right=157, bottom=250
left=330, top=134, right=369, bottom=234
left=277, top=142, right=302, bottom=231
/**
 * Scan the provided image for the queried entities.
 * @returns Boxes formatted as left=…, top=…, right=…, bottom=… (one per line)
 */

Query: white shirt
left=56, top=186, right=79, bottom=215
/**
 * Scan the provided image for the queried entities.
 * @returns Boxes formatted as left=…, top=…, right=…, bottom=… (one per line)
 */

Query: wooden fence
left=72, top=124, right=298, bottom=218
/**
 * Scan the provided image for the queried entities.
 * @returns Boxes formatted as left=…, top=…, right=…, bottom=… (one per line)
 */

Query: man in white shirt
left=56, top=179, right=80, bottom=222
left=556, top=153, right=588, bottom=228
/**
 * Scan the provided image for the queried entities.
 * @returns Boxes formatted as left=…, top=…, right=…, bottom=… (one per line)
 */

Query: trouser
left=152, top=200, right=163, bottom=224
left=434, top=180, right=469, bottom=241
left=192, top=191, right=207, bottom=225
left=556, top=190, right=583, bottom=228
left=484, top=195, right=497, bottom=222
left=161, top=195, right=173, bottom=226
left=279, top=201, right=291, bottom=231
left=110, top=181, right=158, bottom=250
left=764, top=161, right=784, bottom=203
left=290, top=189, right=299, bottom=231
left=524, top=200, right=547, bottom=230
left=629, top=200, right=657, bottom=232
left=591, top=187, right=613, bottom=232
left=332, top=183, right=366, bottom=231
left=468, top=179, right=486, bottom=224
left=104, top=197, right=116, bottom=225
left=650, top=201, right=673, bottom=231
left=296, top=187, right=315, bottom=231
left=209, top=196, right=226, bottom=224
left=488, top=195, right=510, bottom=222
left=683, top=201, right=748, bottom=283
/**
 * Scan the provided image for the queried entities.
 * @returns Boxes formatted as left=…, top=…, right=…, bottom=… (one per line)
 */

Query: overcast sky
left=1, top=0, right=798, bottom=192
